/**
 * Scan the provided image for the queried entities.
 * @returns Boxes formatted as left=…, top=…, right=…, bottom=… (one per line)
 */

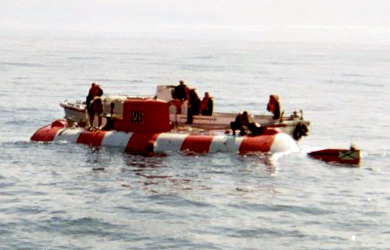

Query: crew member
left=86, top=83, right=104, bottom=107
left=186, top=88, right=200, bottom=124
left=230, top=111, right=250, bottom=136
left=174, top=80, right=188, bottom=100
left=103, top=103, right=116, bottom=130
left=200, top=92, right=213, bottom=116
left=168, top=99, right=183, bottom=114
left=87, top=97, right=103, bottom=129
left=267, top=94, right=281, bottom=120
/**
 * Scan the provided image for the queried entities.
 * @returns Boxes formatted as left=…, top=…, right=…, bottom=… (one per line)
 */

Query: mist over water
left=1, top=33, right=390, bottom=249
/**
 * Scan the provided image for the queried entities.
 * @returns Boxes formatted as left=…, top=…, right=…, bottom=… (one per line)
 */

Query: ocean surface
left=1, top=35, right=389, bottom=249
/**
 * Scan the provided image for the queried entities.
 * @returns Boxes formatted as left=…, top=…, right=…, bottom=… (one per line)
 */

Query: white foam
left=270, top=133, right=299, bottom=153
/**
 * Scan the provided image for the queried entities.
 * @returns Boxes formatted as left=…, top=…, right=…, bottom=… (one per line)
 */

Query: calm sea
left=1, top=35, right=389, bottom=249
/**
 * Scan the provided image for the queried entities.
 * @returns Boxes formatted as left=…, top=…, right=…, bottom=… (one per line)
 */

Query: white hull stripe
left=53, top=128, right=84, bottom=144
left=154, top=133, right=189, bottom=153
left=209, top=135, right=244, bottom=153
left=102, top=131, right=133, bottom=148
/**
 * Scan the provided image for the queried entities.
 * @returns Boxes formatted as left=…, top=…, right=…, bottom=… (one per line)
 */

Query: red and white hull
left=31, top=120, right=298, bottom=155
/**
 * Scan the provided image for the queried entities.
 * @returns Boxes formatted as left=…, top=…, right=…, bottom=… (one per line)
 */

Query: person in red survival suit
left=86, top=83, right=103, bottom=107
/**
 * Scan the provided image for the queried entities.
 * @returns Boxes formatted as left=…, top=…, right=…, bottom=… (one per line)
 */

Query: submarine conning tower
left=112, top=97, right=172, bottom=133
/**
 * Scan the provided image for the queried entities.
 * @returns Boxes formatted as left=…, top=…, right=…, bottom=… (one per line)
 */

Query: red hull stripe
left=180, top=135, right=214, bottom=153
left=30, top=125, right=62, bottom=142
left=150, top=133, right=159, bottom=145
left=239, top=135, right=275, bottom=154
left=126, top=133, right=159, bottom=153
left=76, top=131, right=106, bottom=146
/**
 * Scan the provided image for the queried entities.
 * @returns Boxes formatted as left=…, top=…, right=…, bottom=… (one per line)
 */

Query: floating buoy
left=308, top=147, right=360, bottom=165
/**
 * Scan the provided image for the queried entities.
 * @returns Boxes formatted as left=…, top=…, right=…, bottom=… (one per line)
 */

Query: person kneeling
left=231, top=111, right=250, bottom=136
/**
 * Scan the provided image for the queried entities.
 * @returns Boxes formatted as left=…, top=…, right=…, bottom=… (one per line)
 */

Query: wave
left=68, top=56, right=104, bottom=60
left=0, top=62, right=46, bottom=68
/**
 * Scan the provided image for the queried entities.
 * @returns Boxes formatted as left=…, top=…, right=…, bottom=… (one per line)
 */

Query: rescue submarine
left=31, top=97, right=299, bottom=155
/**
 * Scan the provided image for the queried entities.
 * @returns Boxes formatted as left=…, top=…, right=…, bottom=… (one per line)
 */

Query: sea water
left=0, top=35, right=390, bottom=249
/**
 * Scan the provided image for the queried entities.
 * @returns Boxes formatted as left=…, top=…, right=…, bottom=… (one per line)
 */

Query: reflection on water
left=86, top=147, right=102, bottom=164
left=83, top=145, right=279, bottom=178
left=235, top=153, right=277, bottom=175
left=122, top=153, right=194, bottom=193
left=118, top=150, right=278, bottom=195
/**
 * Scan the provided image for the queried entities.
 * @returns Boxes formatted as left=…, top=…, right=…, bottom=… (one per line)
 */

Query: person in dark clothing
left=174, top=80, right=188, bottom=100
left=97, top=85, right=103, bottom=97
left=273, top=101, right=280, bottom=119
left=86, top=83, right=103, bottom=107
left=103, top=103, right=118, bottom=130
left=200, top=92, right=213, bottom=116
left=230, top=111, right=250, bottom=136
left=186, top=89, right=200, bottom=124
left=86, top=83, right=96, bottom=107
left=267, top=94, right=281, bottom=120
left=87, top=97, right=103, bottom=128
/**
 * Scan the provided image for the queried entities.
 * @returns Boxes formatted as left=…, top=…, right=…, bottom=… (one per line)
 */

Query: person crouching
left=230, top=111, right=250, bottom=136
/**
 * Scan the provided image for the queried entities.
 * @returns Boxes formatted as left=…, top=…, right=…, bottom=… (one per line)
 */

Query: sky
left=0, top=0, right=389, bottom=43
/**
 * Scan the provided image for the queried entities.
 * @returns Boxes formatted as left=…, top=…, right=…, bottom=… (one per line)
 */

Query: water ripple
left=0, top=37, right=389, bottom=249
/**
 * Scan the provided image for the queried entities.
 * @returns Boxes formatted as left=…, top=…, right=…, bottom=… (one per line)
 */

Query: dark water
left=1, top=35, right=390, bottom=249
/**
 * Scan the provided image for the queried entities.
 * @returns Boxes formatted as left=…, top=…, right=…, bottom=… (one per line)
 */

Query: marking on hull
left=339, top=150, right=359, bottom=160
left=209, top=135, right=243, bottom=153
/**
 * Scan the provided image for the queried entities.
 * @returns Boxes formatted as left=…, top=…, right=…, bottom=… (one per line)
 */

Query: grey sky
left=1, top=0, right=389, bottom=42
